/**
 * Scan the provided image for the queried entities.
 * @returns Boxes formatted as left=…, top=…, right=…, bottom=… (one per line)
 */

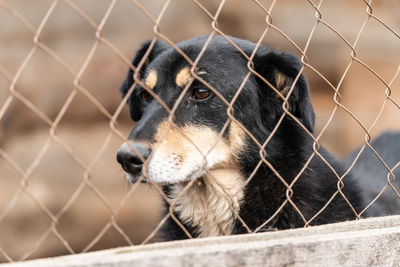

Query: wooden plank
left=3, top=215, right=400, bottom=267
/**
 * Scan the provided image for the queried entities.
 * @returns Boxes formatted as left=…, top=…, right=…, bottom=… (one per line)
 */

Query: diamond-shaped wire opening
left=0, top=192, right=54, bottom=260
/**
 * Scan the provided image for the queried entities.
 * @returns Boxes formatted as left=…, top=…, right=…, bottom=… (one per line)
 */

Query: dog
left=344, top=131, right=400, bottom=217
left=116, top=35, right=398, bottom=241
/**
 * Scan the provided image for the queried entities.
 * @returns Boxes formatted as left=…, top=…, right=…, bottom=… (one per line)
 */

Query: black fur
left=117, top=35, right=399, bottom=241
left=119, top=39, right=169, bottom=121
left=344, top=131, right=400, bottom=217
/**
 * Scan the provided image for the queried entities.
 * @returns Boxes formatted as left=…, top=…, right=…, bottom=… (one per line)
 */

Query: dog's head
left=116, top=35, right=315, bottom=185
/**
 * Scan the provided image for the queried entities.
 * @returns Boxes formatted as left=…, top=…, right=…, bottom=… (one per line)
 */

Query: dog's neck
left=168, top=168, right=244, bottom=237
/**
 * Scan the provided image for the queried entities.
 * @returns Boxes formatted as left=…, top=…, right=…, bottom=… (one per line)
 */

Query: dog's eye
left=193, top=88, right=211, bottom=100
left=141, top=91, right=153, bottom=102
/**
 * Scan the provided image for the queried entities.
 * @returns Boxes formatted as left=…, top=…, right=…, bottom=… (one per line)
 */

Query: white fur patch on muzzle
left=144, top=122, right=234, bottom=185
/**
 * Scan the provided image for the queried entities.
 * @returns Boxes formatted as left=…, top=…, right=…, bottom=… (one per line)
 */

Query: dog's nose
left=116, top=142, right=151, bottom=173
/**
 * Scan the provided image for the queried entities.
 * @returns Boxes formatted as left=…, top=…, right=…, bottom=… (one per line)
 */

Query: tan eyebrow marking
left=145, top=69, right=157, bottom=89
left=275, top=71, right=287, bottom=89
left=176, top=67, right=192, bottom=87
left=274, top=70, right=291, bottom=97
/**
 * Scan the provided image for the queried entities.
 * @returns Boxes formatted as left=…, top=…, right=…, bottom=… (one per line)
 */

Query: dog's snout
left=116, top=142, right=151, bottom=173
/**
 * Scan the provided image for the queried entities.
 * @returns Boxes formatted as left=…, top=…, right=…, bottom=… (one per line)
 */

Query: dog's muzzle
left=116, top=142, right=150, bottom=181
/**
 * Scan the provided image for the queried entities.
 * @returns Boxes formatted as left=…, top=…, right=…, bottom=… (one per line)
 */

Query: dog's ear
left=253, top=51, right=315, bottom=132
left=119, top=39, right=168, bottom=121
left=119, top=39, right=168, bottom=97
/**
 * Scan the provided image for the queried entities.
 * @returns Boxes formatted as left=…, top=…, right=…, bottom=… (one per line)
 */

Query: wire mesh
left=0, top=0, right=399, bottom=263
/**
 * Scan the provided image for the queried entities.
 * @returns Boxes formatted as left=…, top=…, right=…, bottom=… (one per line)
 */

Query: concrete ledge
left=3, top=215, right=400, bottom=267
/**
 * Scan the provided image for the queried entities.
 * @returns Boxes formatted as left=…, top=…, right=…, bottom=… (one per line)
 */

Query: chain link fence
left=0, top=0, right=399, bottom=263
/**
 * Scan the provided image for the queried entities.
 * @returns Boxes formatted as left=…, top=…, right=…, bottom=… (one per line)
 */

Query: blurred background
left=0, top=0, right=399, bottom=262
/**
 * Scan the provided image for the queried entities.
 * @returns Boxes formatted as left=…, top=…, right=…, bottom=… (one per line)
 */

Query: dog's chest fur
left=168, top=169, right=244, bottom=237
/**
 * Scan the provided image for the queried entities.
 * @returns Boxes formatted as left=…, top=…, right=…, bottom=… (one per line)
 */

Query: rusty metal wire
left=0, top=0, right=399, bottom=263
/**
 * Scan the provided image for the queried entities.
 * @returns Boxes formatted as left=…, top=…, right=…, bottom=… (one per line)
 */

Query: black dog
left=116, top=35, right=397, bottom=241
left=344, top=131, right=400, bottom=217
